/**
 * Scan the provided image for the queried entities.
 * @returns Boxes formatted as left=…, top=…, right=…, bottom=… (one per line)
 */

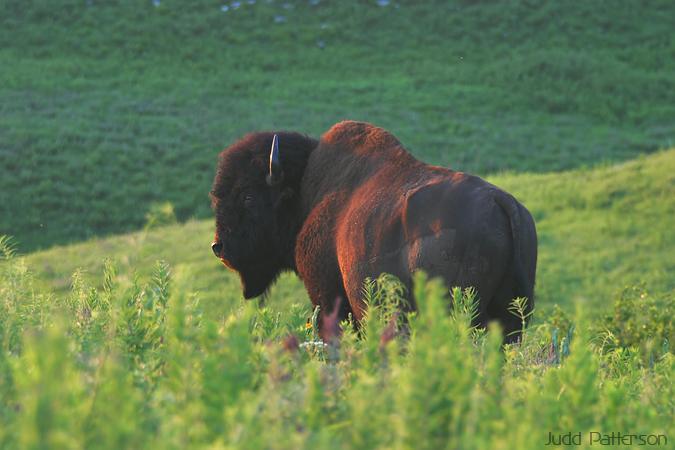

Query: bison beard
left=211, top=121, right=537, bottom=343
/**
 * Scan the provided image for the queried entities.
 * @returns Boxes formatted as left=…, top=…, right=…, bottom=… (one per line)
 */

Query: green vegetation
left=2, top=0, right=674, bottom=250
left=21, top=148, right=675, bottom=317
left=1, top=255, right=672, bottom=449
left=2, top=149, right=670, bottom=448
left=1, top=1, right=673, bottom=447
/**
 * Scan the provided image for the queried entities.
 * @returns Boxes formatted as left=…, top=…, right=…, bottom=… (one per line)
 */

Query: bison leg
left=302, top=277, right=352, bottom=341
left=295, top=194, right=353, bottom=340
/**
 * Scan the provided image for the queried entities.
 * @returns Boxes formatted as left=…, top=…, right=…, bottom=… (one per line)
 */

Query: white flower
left=299, top=340, right=327, bottom=349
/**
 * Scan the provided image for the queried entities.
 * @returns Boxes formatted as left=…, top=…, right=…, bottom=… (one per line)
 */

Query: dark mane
left=211, top=131, right=318, bottom=201
left=210, top=130, right=319, bottom=290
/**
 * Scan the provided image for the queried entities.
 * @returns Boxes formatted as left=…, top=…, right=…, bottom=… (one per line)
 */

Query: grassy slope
left=22, top=148, right=675, bottom=318
left=1, top=0, right=674, bottom=251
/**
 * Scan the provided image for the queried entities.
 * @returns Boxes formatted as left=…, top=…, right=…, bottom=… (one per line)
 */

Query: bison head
left=210, top=131, right=317, bottom=298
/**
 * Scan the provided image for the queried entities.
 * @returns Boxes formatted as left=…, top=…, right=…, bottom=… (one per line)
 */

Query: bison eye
left=243, top=194, right=254, bottom=208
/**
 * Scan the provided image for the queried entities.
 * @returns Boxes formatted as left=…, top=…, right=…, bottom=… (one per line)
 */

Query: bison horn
left=267, top=134, right=284, bottom=186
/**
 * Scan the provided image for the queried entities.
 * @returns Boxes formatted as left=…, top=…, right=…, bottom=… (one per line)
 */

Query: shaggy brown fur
left=211, top=121, right=537, bottom=342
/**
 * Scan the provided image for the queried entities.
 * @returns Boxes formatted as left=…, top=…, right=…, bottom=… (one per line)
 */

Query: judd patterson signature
left=545, top=431, right=668, bottom=446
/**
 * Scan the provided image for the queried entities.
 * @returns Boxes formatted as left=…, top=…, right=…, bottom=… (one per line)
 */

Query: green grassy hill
left=1, top=150, right=673, bottom=448
left=1, top=2, right=674, bottom=446
left=21, top=148, right=675, bottom=319
left=2, top=0, right=674, bottom=251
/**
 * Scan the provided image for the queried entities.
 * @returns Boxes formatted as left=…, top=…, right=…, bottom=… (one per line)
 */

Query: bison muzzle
left=210, top=121, right=537, bottom=343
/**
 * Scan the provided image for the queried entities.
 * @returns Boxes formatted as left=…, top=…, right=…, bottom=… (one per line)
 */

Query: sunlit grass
left=2, top=0, right=673, bottom=251
left=0, top=256, right=671, bottom=449
left=20, top=148, right=675, bottom=318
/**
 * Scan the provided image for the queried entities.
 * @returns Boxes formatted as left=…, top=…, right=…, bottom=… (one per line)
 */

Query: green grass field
left=1, top=243, right=673, bottom=449
left=2, top=0, right=674, bottom=250
left=19, top=148, right=675, bottom=319
left=1, top=1, right=674, bottom=448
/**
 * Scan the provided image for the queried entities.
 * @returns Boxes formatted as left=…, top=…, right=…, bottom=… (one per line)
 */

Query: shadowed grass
left=2, top=0, right=674, bottom=251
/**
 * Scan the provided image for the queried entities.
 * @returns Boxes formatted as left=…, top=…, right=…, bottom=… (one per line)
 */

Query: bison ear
left=266, top=134, right=284, bottom=186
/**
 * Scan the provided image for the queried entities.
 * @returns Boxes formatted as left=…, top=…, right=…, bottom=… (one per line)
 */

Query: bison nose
left=211, top=241, right=223, bottom=257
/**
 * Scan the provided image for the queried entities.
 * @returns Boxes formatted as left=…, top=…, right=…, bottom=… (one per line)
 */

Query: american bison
left=210, top=121, right=537, bottom=342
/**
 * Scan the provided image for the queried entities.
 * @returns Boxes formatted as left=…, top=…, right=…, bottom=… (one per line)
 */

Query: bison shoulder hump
left=322, top=121, right=402, bottom=150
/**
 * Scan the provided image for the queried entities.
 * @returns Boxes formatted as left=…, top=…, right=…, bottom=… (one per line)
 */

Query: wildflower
left=299, top=340, right=327, bottom=349
left=282, top=334, right=299, bottom=353
left=321, top=296, right=342, bottom=344
left=379, top=311, right=399, bottom=351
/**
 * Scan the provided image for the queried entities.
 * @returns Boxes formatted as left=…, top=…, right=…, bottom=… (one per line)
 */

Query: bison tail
left=494, top=193, right=535, bottom=319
